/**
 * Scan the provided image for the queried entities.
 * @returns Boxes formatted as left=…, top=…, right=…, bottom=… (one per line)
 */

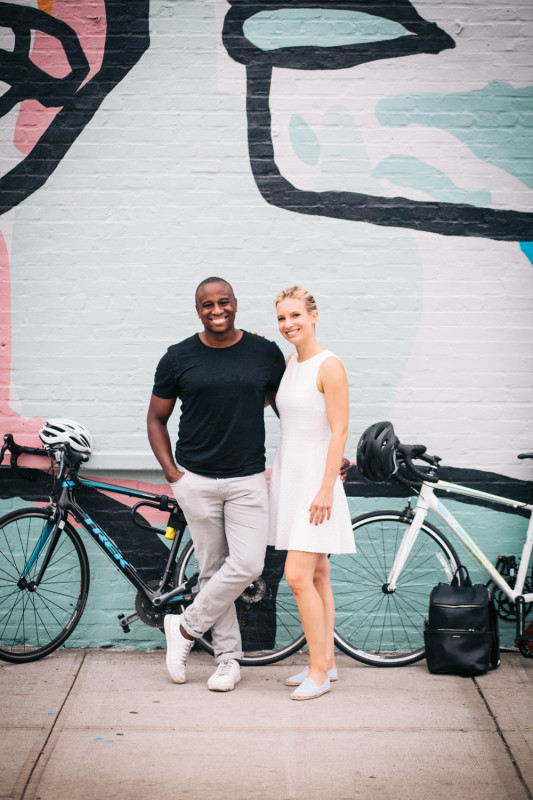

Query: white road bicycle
left=329, top=438, right=533, bottom=667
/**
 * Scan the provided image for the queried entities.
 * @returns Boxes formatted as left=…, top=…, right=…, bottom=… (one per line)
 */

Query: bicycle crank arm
left=152, top=576, right=199, bottom=607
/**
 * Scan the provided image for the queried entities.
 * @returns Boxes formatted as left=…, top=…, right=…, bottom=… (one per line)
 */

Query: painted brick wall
left=0, top=0, right=532, bottom=652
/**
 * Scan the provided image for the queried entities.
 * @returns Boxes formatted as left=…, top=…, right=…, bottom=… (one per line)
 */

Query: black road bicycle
left=0, top=433, right=306, bottom=665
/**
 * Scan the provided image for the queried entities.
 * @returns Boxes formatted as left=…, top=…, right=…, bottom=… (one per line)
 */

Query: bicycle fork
left=18, top=508, right=63, bottom=592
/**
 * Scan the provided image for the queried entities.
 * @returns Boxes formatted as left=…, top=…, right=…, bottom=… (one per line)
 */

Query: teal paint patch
left=290, top=115, right=320, bottom=165
left=372, top=154, right=492, bottom=206
left=243, top=9, right=408, bottom=51
left=520, top=242, right=533, bottom=265
left=376, top=82, right=533, bottom=189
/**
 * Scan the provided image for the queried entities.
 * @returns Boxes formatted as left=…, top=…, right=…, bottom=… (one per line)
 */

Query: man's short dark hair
left=195, top=277, right=235, bottom=306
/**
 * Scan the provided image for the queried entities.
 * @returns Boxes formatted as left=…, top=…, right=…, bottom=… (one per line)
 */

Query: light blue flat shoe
left=290, top=677, right=331, bottom=701
left=285, top=667, right=338, bottom=686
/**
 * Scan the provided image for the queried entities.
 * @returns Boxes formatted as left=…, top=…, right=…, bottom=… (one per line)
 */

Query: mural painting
left=223, top=0, right=533, bottom=240
left=0, top=0, right=531, bottom=648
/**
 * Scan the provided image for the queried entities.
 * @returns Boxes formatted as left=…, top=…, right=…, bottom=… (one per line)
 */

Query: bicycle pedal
left=117, top=614, right=130, bottom=633
left=118, top=611, right=139, bottom=633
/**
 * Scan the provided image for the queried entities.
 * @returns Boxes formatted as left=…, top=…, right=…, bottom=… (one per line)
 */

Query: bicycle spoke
left=0, top=509, right=89, bottom=662
left=332, top=512, right=460, bottom=665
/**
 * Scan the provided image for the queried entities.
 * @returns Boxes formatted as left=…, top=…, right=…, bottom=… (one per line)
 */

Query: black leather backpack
left=424, top=565, right=500, bottom=676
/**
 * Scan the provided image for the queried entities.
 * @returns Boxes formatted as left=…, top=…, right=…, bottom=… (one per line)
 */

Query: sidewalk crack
left=473, top=676, right=533, bottom=800
left=19, top=651, right=87, bottom=800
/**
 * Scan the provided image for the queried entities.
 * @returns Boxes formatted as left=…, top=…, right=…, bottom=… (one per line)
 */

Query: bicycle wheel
left=330, top=510, right=461, bottom=667
left=0, top=507, right=90, bottom=663
left=174, top=541, right=305, bottom=665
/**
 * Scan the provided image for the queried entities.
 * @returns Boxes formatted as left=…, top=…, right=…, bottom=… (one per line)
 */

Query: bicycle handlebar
left=396, top=441, right=532, bottom=483
left=0, top=433, right=49, bottom=468
left=0, top=433, right=89, bottom=469
left=396, top=442, right=441, bottom=483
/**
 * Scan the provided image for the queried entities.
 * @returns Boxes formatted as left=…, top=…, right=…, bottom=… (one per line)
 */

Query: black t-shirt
left=152, top=331, right=285, bottom=478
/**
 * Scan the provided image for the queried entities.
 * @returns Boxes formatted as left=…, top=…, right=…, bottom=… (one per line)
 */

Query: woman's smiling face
left=276, top=297, right=318, bottom=346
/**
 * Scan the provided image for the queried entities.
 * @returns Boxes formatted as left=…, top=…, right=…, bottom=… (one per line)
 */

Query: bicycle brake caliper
left=399, top=502, right=414, bottom=524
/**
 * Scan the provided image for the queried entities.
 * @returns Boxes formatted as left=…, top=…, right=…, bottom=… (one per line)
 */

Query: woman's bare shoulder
left=319, top=354, right=346, bottom=374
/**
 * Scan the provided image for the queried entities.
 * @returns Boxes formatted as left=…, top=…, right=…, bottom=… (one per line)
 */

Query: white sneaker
left=164, top=614, right=194, bottom=684
left=207, top=659, right=241, bottom=692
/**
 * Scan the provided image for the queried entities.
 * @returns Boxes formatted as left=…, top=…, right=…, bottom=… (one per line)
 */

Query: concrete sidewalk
left=1, top=649, right=532, bottom=800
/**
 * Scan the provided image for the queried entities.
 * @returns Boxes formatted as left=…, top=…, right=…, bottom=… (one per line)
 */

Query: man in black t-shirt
left=147, top=277, right=285, bottom=692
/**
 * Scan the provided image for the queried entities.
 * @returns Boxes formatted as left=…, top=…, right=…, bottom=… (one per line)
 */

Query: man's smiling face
left=196, top=281, right=238, bottom=337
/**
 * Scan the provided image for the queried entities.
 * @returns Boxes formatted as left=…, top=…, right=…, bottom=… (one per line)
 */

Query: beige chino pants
left=171, top=467, right=269, bottom=662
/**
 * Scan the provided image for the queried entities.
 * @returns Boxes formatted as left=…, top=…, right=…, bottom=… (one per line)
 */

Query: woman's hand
left=309, top=487, right=334, bottom=525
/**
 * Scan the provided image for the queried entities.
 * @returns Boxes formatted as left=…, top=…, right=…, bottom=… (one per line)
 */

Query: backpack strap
left=451, top=564, right=472, bottom=587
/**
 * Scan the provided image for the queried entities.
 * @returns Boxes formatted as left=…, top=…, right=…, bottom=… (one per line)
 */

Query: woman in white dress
left=269, top=286, right=355, bottom=700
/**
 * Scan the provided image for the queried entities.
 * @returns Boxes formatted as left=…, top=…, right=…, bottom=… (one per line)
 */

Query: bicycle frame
left=387, top=479, right=533, bottom=605
left=28, top=458, right=194, bottom=610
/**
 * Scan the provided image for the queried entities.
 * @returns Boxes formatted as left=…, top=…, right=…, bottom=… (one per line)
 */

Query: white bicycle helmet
left=39, top=419, right=93, bottom=454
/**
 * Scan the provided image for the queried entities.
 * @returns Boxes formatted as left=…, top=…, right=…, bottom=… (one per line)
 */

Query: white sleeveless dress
left=268, top=350, right=355, bottom=554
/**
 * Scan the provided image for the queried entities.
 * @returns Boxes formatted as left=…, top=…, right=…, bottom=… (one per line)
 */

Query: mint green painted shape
left=68, top=532, right=164, bottom=650
left=373, top=154, right=492, bottom=206
left=520, top=242, right=533, bottom=265
left=290, top=115, right=320, bottom=165
left=376, top=82, right=533, bottom=188
left=243, top=9, right=408, bottom=50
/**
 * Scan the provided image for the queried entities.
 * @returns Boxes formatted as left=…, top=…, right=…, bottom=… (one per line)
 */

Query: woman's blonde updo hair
left=274, top=286, right=318, bottom=313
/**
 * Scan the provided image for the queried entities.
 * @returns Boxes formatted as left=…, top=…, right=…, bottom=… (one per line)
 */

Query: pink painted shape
left=30, top=29, right=72, bottom=78
left=13, top=101, right=56, bottom=155
left=0, top=231, right=9, bottom=402
left=83, top=477, right=183, bottom=527
left=0, top=232, right=43, bottom=450
left=14, top=0, right=107, bottom=155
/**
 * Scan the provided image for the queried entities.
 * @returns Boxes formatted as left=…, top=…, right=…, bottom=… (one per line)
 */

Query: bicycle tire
left=330, top=510, right=462, bottom=667
left=174, top=540, right=306, bottom=665
left=0, top=506, right=90, bottom=663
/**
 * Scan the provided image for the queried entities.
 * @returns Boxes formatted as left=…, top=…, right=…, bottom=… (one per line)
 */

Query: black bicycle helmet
left=356, top=421, right=399, bottom=482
